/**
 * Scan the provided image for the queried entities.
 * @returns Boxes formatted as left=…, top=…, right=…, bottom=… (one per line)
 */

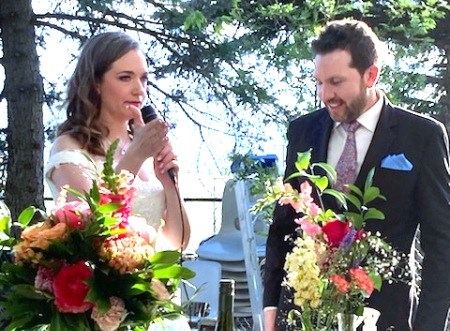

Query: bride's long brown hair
left=58, top=32, right=140, bottom=156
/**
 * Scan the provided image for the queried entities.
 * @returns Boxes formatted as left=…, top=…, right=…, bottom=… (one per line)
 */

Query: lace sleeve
left=45, top=150, right=100, bottom=200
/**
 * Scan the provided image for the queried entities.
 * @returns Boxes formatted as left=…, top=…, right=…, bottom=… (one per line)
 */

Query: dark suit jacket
left=263, top=96, right=450, bottom=330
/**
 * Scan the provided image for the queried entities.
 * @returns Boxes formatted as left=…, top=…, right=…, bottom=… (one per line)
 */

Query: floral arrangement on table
left=0, top=141, right=194, bottom=331
left=252, top=149, right=409, bottom=330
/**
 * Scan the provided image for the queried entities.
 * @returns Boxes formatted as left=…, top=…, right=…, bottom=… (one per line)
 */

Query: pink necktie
left=335, top=121, right=360, bottom=191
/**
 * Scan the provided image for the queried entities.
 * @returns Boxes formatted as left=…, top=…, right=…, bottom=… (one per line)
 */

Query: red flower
left=54, top=201, right=91, bottom=229
left=53, top=261, right=94, bottom=313
left=322, top=219, right=350, bottom=247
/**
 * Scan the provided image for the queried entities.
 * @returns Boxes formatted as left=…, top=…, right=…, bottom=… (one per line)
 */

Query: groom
left=263, top=19, right=450, bottom=331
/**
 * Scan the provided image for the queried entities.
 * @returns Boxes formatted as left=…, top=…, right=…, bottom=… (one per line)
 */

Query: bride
left=45, top=31, right=191, bottom=330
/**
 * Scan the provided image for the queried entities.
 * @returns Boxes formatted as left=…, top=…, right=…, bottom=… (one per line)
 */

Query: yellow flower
left=284, top=236, right=323, bottom=309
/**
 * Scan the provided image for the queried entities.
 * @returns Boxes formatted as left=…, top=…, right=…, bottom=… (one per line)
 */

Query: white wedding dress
left=45, top=149, right=191, bottom=331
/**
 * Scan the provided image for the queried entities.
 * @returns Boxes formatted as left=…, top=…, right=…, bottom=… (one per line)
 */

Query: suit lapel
left=355, top=98, right=398, bottom=187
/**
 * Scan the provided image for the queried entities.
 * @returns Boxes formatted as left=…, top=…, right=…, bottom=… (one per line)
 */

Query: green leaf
left=295, top=149, right=312, bottom=172
left=64, top=187, right=86, bottom=200
left=363, top=187, right=382, bottom=204
left=97, top=203, right=121, bottom=214
left=11, top=285, right=49, bottom=300
left=364, top=168, right=375, bottom=191
left=150, top=251, right=181, bottom=265
left=90, top=181, right=100, bottom=204
left=369, top=272, right=383, bottom=290
left=313, top=162, right=337, bottom=183
left=128, top=280, right=153, bottom=295
left=363, top=208, right=385, bottom=221
left=323, top=189, right=347, bottom=209
left=0, top=215, right=10, bottom=234
left=153, top=264, right=194, bottom=279
left=3, top=316, right=35, bottom=331
left=345, top=193, right=362, bottom=210
left=344, top=212, right=364, bottom=229
left=311, top=176, right=328, bottom=192
left=347, top=184, right=363, bottom=198
left=183, top=10, right=207, bottom=31
left=17, top=206, right=41, bottom=227
left=285, top=171, right=302, bottom=181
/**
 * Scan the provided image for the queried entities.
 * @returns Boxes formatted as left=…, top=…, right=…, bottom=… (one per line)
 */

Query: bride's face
left=97, top=49, right=148, bottom=122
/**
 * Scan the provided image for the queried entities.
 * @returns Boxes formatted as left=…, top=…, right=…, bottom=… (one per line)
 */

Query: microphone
left=140, top=105, right=177, bottom=183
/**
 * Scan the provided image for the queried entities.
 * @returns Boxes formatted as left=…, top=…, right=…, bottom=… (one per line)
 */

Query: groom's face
left=314, top=49, right=371, bottom=123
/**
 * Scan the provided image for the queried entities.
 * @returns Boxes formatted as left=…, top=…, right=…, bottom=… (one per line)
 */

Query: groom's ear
left=364, top=65, right=379, bottom=88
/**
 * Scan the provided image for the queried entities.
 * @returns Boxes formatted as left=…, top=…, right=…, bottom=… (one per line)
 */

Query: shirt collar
left=334, top=90, right=383, bottom=133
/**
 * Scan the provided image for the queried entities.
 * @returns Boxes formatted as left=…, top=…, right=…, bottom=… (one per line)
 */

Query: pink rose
left=322, top=219, right=350, bottom=247
left=54, top=201, right=91, bottom=229
left=53, top=261, right=94, bottom=313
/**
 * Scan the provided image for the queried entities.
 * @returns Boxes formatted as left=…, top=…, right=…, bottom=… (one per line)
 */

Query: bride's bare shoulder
left=50, top=134, right=84, bottom=154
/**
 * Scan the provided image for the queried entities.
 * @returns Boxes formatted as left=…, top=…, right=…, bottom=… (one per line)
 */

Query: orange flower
left=330, top=274, right=350, bottom=294
left=349, top=268, right=374, bottom=295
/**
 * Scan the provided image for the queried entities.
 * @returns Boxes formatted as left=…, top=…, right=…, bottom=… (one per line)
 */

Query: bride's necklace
left=118, top=140, right=130, bottom=155
left=107, top=137, right=130, bottom=155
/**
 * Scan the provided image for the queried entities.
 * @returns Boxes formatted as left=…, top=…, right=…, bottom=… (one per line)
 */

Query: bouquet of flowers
left=252, top=150, right=409, bottom=330
left=0, top=141, right=194, bottom=331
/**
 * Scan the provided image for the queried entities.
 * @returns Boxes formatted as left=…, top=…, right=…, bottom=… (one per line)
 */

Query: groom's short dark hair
left=312, top=19, right=383, bottom=75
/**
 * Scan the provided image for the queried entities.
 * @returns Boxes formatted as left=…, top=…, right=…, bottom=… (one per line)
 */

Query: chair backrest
left=219, top=179, right=241, bottom=235
left=181, top=260, right=222, bottom=320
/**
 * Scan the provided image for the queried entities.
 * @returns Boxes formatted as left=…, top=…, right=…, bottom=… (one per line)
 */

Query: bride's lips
left=126, top=102, right=142, bottom=108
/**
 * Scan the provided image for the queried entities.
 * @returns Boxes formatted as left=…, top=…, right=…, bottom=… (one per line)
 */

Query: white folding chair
left=181, top=260, right=222, bottom=329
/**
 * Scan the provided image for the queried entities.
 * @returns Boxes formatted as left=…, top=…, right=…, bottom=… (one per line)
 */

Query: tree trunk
left=0, top=0, right=45, bottom=221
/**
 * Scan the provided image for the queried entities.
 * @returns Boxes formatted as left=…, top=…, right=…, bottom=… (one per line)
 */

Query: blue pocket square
left=381, top=153, right=413, bottom=171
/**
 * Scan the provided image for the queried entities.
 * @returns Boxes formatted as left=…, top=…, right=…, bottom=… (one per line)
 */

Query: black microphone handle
left=140, top=105, right=177, bottom=183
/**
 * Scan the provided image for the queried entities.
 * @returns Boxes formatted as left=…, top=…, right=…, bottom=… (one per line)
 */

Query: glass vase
left=336, top=313, right=357, bottom=331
